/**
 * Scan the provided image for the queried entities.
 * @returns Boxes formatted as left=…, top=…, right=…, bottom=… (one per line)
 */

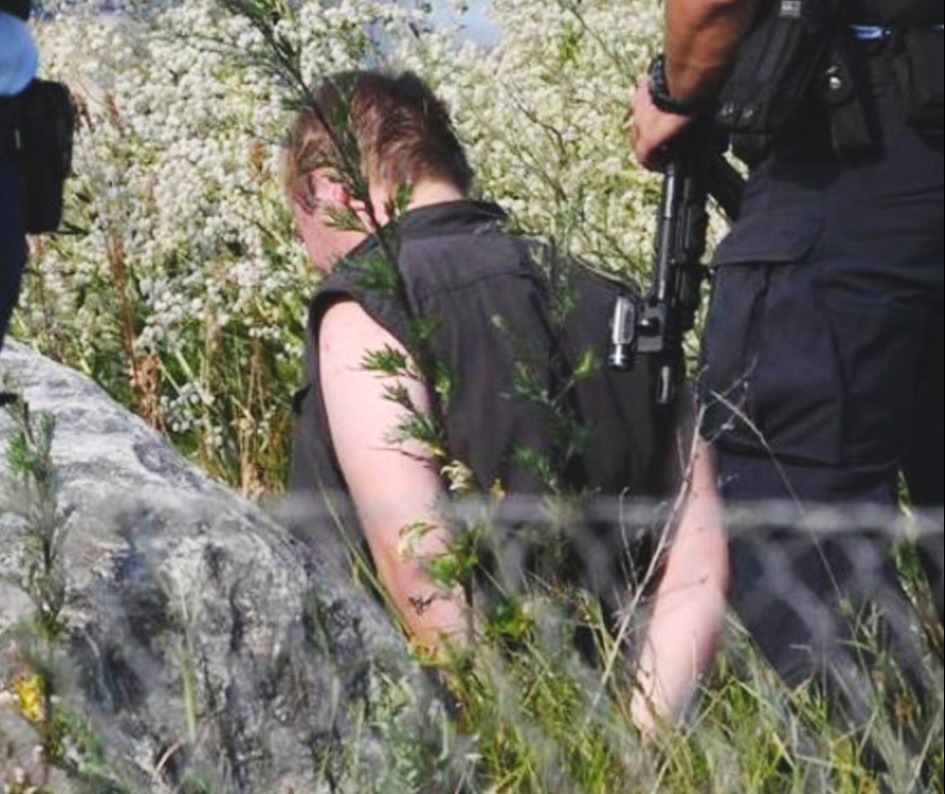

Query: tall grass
left=11, top=2, right=943, bottom=791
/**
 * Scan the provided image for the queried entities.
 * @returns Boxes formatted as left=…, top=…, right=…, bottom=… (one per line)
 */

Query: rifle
left=609, top=133, right=744, bottom=405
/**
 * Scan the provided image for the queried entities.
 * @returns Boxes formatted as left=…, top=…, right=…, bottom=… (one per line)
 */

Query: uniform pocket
left=819, top=288, right=925, bottom=467
left=713, top=154, right=829, bottom=267
left=700, top=161, right=837, bottom=454
left=742, top=264, right=846, bottom=463
left=700, top=247, right=848, bottom=464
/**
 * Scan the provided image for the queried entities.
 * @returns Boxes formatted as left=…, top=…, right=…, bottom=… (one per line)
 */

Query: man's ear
left=294, top=170, right=350, bottom=214
left=293, top=172, right=318, bottom=214
left=321, top=174, right=350, bottom=206
left=337, top=183, right=380, bottom=231
left=338, top=183, right=365, bottom=213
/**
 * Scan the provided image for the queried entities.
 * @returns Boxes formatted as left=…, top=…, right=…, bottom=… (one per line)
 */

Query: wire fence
left=281, top=491, right=944, bottom=684
left=277, top=488, right=944, bottom=787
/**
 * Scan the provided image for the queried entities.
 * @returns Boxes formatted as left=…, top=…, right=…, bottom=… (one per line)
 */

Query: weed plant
left=1, top=395, right=127, bottom=792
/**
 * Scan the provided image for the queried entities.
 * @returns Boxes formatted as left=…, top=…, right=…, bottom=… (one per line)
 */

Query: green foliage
left=178, top=774, right=218, bottom=794
left=1, top=396, right=130, bottom=792
left=4, top=398, right=66, bottom=643
left=362, top=343, right=411, bottom=376
left=381, top=606, right=942, bottom=794
left=428, top=522, right=482, bottom=588
left=344, top=249, right=402, bottom=296
left=510, top=446, right=559, bottom=492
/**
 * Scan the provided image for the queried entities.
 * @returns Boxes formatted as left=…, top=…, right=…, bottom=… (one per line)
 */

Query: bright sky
left=423, top=0, right=499, bottom=46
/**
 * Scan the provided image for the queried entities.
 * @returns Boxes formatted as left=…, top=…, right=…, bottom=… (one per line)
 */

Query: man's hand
left=629, top=75, right=695, bottom=171
left=631, top=0, right=761, bottom=170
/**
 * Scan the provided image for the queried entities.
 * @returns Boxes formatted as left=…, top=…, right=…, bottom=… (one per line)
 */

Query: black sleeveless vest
left=289, top=201, right=676, bottom=560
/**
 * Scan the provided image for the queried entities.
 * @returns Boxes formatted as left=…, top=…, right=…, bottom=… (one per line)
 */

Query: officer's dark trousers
left=700, top=47, right=943, bottom=723
left=0, top=156, right=27, bottom=350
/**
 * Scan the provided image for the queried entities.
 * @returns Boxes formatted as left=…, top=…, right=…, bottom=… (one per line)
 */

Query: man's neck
left=405, top=180, right=466, bottom=210
left=369, top=179, right=466, bottom=225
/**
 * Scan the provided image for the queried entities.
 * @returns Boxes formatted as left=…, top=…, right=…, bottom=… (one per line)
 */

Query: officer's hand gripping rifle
left=609, top=133, right=743, bottom=405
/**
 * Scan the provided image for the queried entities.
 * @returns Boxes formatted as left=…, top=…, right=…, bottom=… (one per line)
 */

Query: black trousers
left=700, top=48, right=943, bottom=709
left=0, top=155, right=26, bottom=350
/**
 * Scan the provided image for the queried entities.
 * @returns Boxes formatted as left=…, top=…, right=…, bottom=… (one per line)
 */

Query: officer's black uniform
left=0, top=0, right=32, bottom=352
left=700, top=0, right=943, bottom=705
left=291, top=200, right=678, bottom=603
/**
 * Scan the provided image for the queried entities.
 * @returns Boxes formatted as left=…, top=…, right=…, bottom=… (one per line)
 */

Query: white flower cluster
left=21, top=0, right=668, bottom=490
left=24, top=0, right=427, bottom=489
left=399, top=0, right=664, bottom=276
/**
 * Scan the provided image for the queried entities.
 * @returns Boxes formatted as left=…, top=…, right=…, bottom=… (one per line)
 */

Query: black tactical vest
left=289, top=201, right=676, bottom=565
left=843, top=0, right=942, bottom=26
left=717, top=0, right=943, bottom=162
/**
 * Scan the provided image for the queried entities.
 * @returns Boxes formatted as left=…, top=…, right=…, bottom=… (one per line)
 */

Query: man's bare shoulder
left=318, top=298, right=406, bottom=358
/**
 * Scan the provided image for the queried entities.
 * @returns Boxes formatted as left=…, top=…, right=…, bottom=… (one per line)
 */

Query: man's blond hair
left=283, top=70, right=472, bottom=204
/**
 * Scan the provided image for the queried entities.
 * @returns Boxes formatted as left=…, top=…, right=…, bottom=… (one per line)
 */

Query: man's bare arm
left=319, top=299, right=469, bottom=653
left=631, top=0, right=760, bottom=167
left=665, top=0, right=761, bottom=104
left=630, top=438, right=728, bottom=733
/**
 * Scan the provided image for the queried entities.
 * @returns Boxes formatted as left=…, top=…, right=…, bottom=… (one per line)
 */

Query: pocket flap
left=713, top=164, right=824, bottom=265
left=713, top=203, right=823, bottom=266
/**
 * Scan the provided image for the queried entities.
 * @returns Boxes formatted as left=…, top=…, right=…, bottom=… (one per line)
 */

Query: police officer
left=0, top=0, right=37, bottom=355
left=631, top=0, right=943, bottom=718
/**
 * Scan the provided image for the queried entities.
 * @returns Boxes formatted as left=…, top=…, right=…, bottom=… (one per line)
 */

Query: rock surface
left=0, top=341, right=443, bottom=793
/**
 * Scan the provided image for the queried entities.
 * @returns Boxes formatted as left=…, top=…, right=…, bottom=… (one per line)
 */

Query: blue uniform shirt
left=0, top=10, right=39, bottom=96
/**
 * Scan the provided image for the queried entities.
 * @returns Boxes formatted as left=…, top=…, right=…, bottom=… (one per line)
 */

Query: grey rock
left=0, top=341, right=449, bottom=794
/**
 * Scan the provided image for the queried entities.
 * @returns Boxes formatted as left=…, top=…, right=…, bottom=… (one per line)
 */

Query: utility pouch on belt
left=891, top=29, right=944, bottom=134
left=819, top=31, right=875, bottom=158
left=715, top=0, right=840, bottom=163
left=13, top=79, right=75, bottom=234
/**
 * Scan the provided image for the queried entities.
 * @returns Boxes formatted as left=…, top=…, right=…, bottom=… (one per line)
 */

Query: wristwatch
left=647, top=54, right=702, bottom=116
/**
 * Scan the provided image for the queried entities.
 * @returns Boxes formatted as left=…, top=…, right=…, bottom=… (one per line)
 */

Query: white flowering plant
left=18, top=0, right=675, bottom=495
left=405, top=0, right=665, bottom=268
left=23, top=1, right=414, bottom=491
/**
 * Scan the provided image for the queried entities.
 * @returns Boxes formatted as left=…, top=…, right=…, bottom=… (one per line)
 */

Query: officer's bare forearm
left=665, top=0, right=760, bottom=103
